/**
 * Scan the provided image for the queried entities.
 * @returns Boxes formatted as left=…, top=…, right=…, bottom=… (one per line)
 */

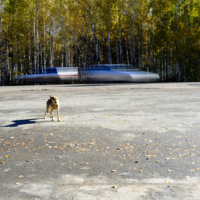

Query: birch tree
left=129, top=0, right=137, bottom=68
left=0, top=0, right=3, bottom=85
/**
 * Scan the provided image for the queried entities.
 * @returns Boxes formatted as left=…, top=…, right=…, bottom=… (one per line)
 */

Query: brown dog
left=44, top=96, right=60, bottom=121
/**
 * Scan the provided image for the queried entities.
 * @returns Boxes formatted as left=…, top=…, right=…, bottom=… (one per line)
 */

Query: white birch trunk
left=118, top=0, right=122, bottom=64
left=126, top=36, right=129, bottom=64
left=4, top=39, right=8, bottom=83
left=89, top=0, right=98, bottom=64
left=70, top=49, right=72, bottom=66
left=116, top=34, right=119, bottom=64
left=107, top=30, right=111, bottom=64
left=0, top=14, right=2, bottom=85
left=34, top=19, right=36, bottom=73
left=131, top=10, right=136, bottom=68
left=65, top=41, right=69, bottom=67
left=43, top=18, right=46, bottom=68
left=14, top=34, right=18, bottom=77
left=75, top=37, right=77, bottom=66
left=49, top=29, right=52, bottom=67
left=20, top=47, right=22, bottom=74
left=107, top=2, right=111, bottom=64
left=0, top=0, right=3, bottom=85
left=1, top=39, right=3, bottom=86
left=129, top=0, right=137, bottom=68
left=36, top=0, right=39, bottom=73
left=61, top=26, right=65, bottom=67
left=40, top=28, right=43, bottom=70
left=6, top=36, right=10, bottom=82
left=141, top=26, right=144, bottom=69
left=100, top=20, right=103, bottom=64
left=51, top=36, right=55, bottom=67
left=28, top=32, right=32, bottom=74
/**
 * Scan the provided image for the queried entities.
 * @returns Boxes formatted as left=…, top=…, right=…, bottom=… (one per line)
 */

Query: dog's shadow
left=3, top=118, right=45, bottom=127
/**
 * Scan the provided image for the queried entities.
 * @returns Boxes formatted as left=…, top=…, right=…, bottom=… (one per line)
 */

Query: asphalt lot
left=0, top=83, right=200, bottom=200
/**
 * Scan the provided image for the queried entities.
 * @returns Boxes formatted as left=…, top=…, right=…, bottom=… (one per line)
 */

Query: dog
left=44, top=96, right=60, bottom=121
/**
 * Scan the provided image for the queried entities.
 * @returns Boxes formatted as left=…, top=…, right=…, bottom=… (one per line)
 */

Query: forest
left=0, top=0, right=200, bottom=85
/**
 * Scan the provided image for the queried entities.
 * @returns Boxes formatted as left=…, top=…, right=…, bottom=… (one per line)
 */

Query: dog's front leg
left=44, top=110, right=47, bottom=119
left=50, top=108, right=54, bottom=121
left=44, top=106, right=48, bottom=119
left=57, top=108, right=60, bottom=122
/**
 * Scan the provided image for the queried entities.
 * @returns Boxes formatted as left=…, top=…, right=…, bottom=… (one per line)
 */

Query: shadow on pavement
left=3, top=118, right=44, bottom=127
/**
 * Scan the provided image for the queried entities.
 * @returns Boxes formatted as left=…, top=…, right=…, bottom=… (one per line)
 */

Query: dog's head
left=50, top=96, right=59, bottom=104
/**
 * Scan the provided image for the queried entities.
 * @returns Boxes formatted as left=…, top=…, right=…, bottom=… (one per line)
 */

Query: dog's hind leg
left=44, top=109, right=48, bottom=119
left=57, top=108, right=60, bottom=122
left=44, top=105, right=50, bottom=119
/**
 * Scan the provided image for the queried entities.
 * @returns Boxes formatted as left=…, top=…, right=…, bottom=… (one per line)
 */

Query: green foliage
left=1, top=0, right=200, bottom=84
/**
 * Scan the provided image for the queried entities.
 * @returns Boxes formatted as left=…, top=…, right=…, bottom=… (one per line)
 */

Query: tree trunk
left=61, top=27, right=64, bottom=67
left=116, top=12, right=119, bottom=64
left=118, top=0, right=122, bottom=64
left=4, top=39, right=8, bottom=84
left=20, top=46, right=22, bottom=74
left=28, top=32, right=32, bottom=74
left=1, top=39, right=3, bottom=86
left=129, top=0, right=137, bottom=68
left=0, top=0, right=3, bottom=85
left=34, top=19, right=36, bottom=73
left=43, top=18, right=46, bottom=68
left=36, top=0, right=39, bottom=73
left=126, top=36, right=129, bottom=64
left=107, top=29, right=111, bottom=64
left=65, top=40, right=69, bottom=67
left=100, top=20, right=103, bottom=64
left=107, top=2, right=111, bottom=64
left=49, top=34, right=51, bottom=68
left=141, top=25, right=144, bottom=69
left=40, top=28, right=43, bottom=70
left=14, top=33, right=18, bottom=79
left=166, top=45, right=168, bottom=80
left=116, top=33, right=119, bottom=64
left=75, top=38, right=77, bottom=66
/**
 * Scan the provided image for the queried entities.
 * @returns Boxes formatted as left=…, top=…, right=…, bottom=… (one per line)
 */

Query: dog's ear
left=49, top=95, right=52, bottom=98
